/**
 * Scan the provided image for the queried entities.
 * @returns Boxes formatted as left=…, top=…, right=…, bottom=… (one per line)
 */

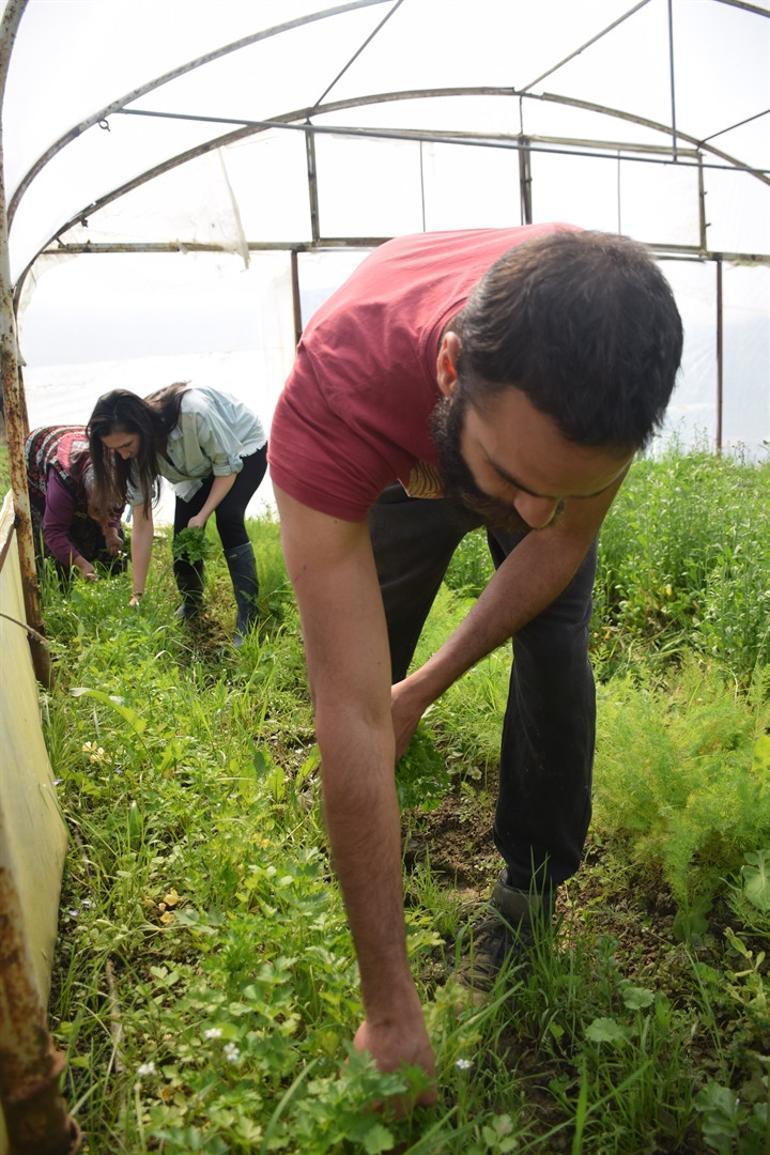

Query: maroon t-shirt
left=269, top=224, right=570, bottom=522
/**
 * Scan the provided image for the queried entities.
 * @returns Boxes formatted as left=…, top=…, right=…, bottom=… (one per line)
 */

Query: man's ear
left=436, top=331, right=462, bottom=399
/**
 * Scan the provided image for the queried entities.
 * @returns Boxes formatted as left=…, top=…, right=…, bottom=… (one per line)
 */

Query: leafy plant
left=695, top=1080, right=768, bottom=1155
left=741, top=850, right=770, bottom=914
left=593, top=658, right=770, bottom=917
left=172, top=525, right=215, bottom=564
left=34, top=456, right=770, bottom=1154
left=593, top=450, right=770, bottom=680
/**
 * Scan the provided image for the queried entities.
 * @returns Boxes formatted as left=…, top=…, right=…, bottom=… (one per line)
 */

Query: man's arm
left=274, top=484, right=437, bottom=1103
left=391, top=472, right=627, bottom=757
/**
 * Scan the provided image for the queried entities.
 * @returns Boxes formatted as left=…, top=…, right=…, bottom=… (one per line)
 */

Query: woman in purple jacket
left=25, top=425, right=125, bottom=580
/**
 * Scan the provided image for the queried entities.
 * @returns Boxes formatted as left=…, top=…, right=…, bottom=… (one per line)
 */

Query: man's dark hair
left=455, top=229, right=683, bottom=451
left=87, top=383, right=189, bottom=516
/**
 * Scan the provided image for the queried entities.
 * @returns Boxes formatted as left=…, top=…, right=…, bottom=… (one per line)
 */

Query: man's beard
left=429, top=392, right=533, bottom=534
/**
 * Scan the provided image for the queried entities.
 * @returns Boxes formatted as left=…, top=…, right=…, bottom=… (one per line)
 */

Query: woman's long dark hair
left=87, top=384, right=189, bottom=517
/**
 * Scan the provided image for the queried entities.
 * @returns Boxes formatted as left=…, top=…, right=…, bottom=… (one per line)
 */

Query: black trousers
left=368, top=484, right=596, bottom=892
left=173, top=445, right=268, bottom=549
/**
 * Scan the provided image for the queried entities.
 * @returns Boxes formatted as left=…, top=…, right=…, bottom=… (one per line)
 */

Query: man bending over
left=268, top=225, right=683, bottom=1102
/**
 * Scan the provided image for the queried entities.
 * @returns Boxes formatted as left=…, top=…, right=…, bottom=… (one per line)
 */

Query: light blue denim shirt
left=127, top=386, right=266, bottom=506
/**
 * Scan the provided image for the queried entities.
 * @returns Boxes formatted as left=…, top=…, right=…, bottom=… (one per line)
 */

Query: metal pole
left=0, top=0, right=50, bottom=687
left=310, top=0, right=405, bottom=111
left=697, top=151, right=708, bottom=251
left=305, top=126, right=320, bottom=243
left=519, top=0, right=653, bottom=93
left=519, top=136, right=532, bottom=224
left=11, top=83, right=770, bottom=313
left=290, top=249, right=302, bottom=346
left=667, top=0, right=678, bottom=161
left=716, top=257, right=724, bottom=453
left=8, top=0, right=392, bottom=227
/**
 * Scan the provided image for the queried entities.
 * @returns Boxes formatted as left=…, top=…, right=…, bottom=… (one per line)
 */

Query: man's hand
left=353, top=1012, right=437, bottom=1112
left=187, top=513, right=207, bottom=531
left=274, top=485, right=434, bottom=1107
left=391, top=678, right=431, bottom=761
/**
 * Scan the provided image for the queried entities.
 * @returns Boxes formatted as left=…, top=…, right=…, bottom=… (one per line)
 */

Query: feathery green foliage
left=594, top=659, right=770, bottom=919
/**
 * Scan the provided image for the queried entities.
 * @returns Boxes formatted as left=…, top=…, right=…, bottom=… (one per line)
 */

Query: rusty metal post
left=0, top=0, right=50, bottom=687
left=0, top=858, right=81, bottom=1155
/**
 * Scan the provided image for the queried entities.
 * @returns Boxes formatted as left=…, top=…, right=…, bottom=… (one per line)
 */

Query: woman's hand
left=75, top=557, right=98, bottom=582
left=187, top=513, right=207, bottom=531
left=104, top=529, right=123, bottom=556
left=128, top=593, right=143, bottom=609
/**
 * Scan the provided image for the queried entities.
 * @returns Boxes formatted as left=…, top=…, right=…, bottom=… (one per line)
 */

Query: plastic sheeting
left=0, top=493, right=73, bottom=1154
left=3, top=0, right=769, bottom=456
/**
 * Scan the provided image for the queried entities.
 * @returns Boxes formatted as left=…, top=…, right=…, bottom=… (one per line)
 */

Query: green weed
left=593, top=449, right=770, bottom=680
left=32, top=453, right=770, bottom=1153
left=171, top=525, right=215, bottom=564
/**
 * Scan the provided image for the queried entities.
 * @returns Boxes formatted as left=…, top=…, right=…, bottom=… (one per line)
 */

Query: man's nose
left=513, top=492, right=560, bottom=529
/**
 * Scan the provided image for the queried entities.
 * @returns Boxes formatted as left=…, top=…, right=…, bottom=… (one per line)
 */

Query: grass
left=7, top=449, right=770, bottom=1152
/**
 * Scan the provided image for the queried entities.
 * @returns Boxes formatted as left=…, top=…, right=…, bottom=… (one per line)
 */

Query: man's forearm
left=274, top=484, right=436, bottom=1094
left=406, top=527, right=590, bottom=706
left=317, top=709, right=417, bottom=1019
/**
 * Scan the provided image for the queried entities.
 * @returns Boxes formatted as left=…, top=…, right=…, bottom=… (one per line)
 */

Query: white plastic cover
left=3, top=0, right=768, bottom=460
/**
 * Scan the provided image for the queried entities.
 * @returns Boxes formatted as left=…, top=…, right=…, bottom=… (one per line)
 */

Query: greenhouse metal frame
left=0, top=2, right=767, bottom=1145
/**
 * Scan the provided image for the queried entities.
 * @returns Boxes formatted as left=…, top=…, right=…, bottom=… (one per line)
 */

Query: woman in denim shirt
left=88, top=384, right=267, bottom=644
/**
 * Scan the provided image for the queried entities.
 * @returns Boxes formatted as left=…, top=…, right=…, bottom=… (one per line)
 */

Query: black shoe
left=456, top=870, right=553, bottom=992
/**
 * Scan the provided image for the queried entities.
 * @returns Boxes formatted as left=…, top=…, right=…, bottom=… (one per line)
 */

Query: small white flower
left=223, top=1043, right=240, bottom=1063
left=136, top=1061, right=156, bottom=1077
left=455, top=1058, right=473, bottom=1070
left=204, top=1028, right=222, bottom=1039
left=68, top=909, right=79, bottom=918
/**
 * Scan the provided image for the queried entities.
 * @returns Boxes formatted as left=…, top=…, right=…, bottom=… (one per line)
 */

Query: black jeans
left=173, top=445, right=268, bottom=549
left=369, top=484, right=596, bottom=892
